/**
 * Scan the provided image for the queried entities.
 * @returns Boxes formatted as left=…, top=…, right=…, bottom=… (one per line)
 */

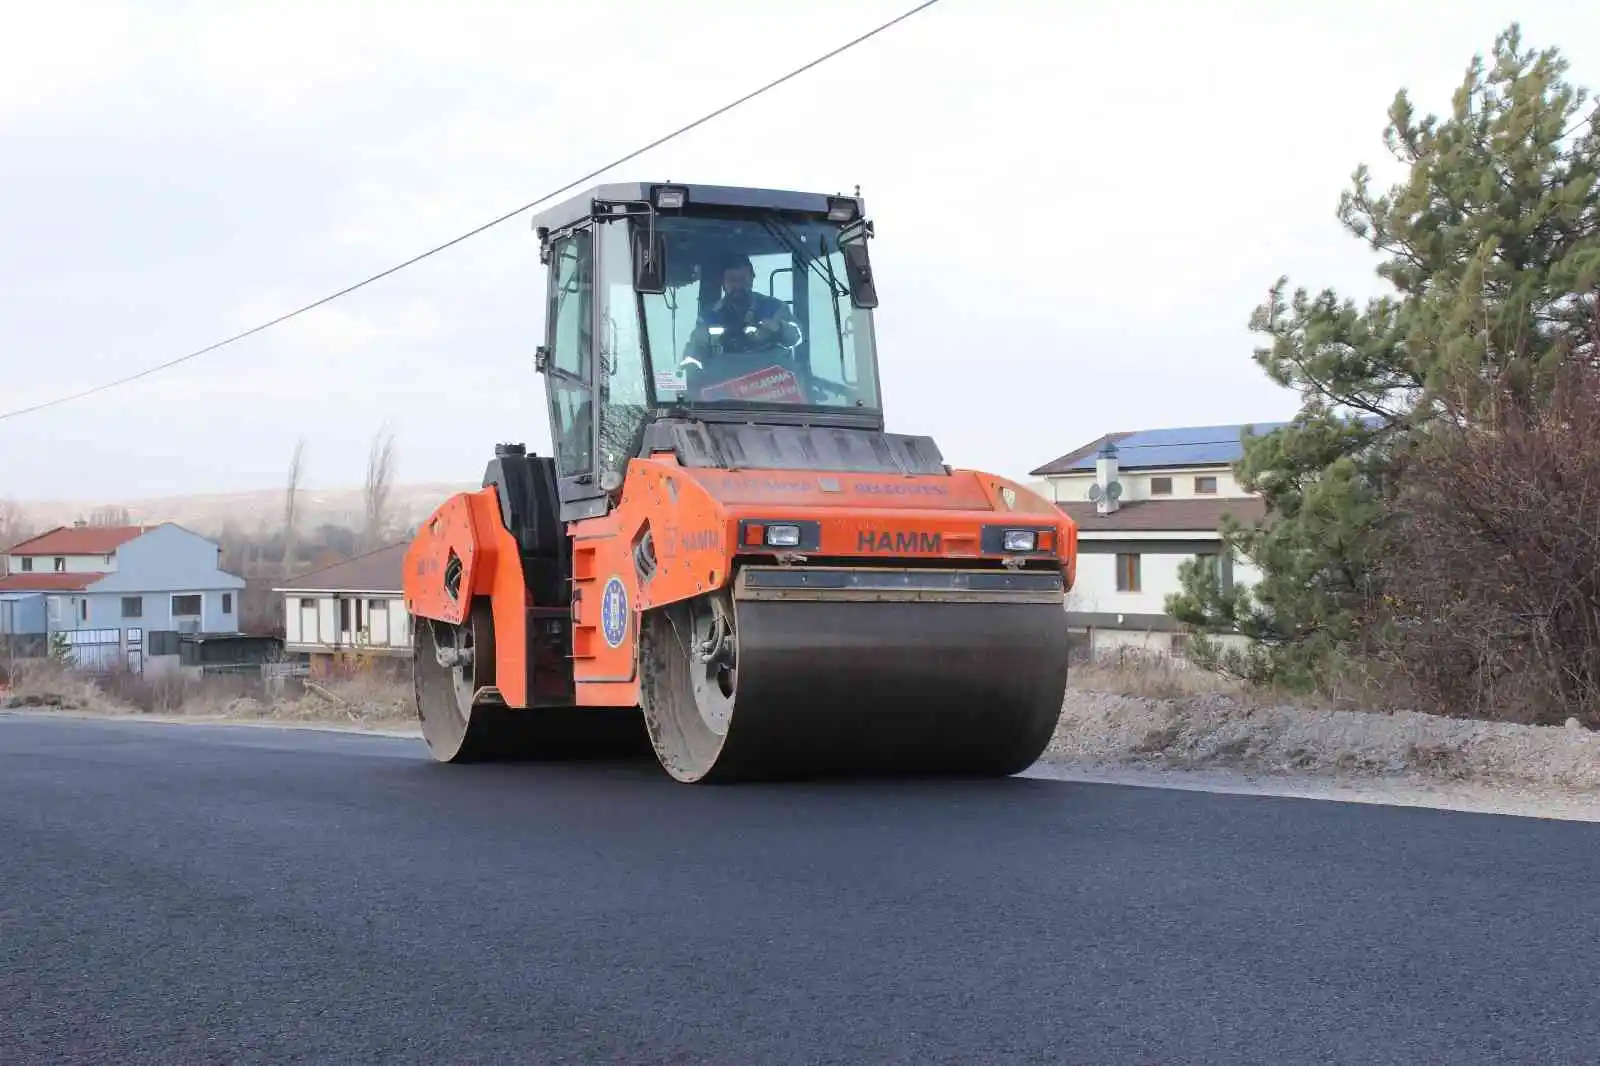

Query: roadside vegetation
left=1162, top=23, right=1600, bottom=728
left=0, top=658, right=414, bottom=728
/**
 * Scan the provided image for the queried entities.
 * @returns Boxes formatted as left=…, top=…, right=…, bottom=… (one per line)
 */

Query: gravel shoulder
left=1044, top=687, right=1600, bottom=822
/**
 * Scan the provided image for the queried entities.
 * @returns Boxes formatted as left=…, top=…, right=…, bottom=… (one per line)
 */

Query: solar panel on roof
left=1120, top=424, right=1249, bottom=447
left=1062, top=422, right=1288, bottom=470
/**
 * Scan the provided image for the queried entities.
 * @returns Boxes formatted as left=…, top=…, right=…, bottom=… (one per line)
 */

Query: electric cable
left=0, top=0, right=945, bottom=423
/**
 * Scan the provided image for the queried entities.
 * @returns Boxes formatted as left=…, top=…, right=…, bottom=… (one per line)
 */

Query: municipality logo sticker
left=601, top=576, right=628, bottom=648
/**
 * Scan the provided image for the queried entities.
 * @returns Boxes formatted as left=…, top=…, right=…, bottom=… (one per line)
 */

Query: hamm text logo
left=858, top=530, right=942, bottom=553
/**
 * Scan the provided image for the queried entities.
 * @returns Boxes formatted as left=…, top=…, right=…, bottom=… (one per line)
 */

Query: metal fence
left=198, top=659, right=311, bottom=697
left=59, top=629, right=126, bottom=672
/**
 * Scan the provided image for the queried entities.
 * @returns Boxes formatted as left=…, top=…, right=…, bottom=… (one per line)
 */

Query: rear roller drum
left=639, top=588, right=1070, bottom=783
left=413, top=601, right=510, bottom=762
left=414, top=602, right=647, bottom=763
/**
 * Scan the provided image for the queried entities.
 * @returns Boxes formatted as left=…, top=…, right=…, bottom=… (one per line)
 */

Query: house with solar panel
left=1028, top=421, right=1284, bottom=656
left=0, top=522, right=245, bottom=673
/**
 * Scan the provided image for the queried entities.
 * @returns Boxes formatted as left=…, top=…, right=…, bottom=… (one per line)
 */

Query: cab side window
left=596, top=220, right=652, bottom=482
left=547, top=233, right=594, bottom=477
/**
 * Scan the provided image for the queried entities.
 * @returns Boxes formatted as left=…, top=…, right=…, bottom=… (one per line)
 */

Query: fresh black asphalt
left=2, top=713, right=1597, bottom=1065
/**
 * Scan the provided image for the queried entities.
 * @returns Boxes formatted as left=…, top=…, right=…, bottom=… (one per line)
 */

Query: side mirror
left=632, top=226, right=667, bottom=294
left=838, top=219, right=878, bottom=309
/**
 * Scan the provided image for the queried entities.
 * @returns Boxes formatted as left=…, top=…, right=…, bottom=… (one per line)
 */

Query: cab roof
left=527, top=181, right=866, bottom=235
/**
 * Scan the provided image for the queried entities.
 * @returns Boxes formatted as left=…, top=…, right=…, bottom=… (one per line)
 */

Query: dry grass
left=0, top=660, right=415, bottom=728
left=1068, top=647, right=1252, bottom=700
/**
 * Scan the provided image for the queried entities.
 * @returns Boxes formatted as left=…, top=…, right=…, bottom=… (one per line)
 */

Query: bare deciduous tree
left=0, top=500, right=37, bottom=577
left=1375, top=360, right=1600, bottom=725
left=87, top=505, right=132, bottom=527
left=282, top=437, right=306, bottom=574
left=362, top=426, right=397, bottom=552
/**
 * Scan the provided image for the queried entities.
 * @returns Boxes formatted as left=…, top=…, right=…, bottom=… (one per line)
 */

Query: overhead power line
left=0, top=0, right=945, bottom=424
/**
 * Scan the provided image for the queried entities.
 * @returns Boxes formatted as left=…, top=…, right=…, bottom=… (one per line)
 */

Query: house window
left=368, top=599, right=388, bottom=613
left=222, top=593, right=233, bottom=614
left=79, top=599, right=88, bottom=623
left=172, top=594, right=202, bottom=617
left=1150, top=476, right=1172, bottom=496
left=1116, top=553, right=1141, bottom=592
left=122, top=596, right=143, bottom=619
left=1194, top=475, right=1218, bottom=494
left=300, top=598, right=315, bottom=610
left=1196, top=551, right=1230, bottom=591
left=20, top=557, right=32, bottom=572
left=53, top=557, right=65, bottom=572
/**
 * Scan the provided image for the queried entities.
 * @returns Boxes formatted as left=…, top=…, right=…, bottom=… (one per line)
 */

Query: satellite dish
left=1107, top=480, right=1123, bottom=501
left=1088, top=483, right=1104, bottom=502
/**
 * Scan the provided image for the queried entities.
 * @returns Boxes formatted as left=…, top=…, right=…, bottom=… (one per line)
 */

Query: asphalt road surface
left=3, top=714, right=1597, bottom=1065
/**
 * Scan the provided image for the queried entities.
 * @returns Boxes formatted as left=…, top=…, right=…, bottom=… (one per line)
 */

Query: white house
left=1029, top=421, right=1281, bottom=656
left=275, top=543, right=412, bottom=666
left=0, top=522, right=245, bottom=673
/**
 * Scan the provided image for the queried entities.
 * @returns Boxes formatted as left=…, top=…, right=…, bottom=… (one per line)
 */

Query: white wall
left=1067, top=540, right=1256, bottom=618
left=1083, top=628, right=1258, bottom=659
left=6, top=552, right=119, bottom=574
left=1044, top=466, right=1251, bottom=504
left=1234, top=557, right=1263, bottom=588
left=282, top=593, right=411, bottom=651
left=1068, top=549, right=1204, bottom=616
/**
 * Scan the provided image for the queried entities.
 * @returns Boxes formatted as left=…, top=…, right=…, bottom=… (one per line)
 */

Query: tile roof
left=276, top=543, right=409, bottom=594
left=1030, top=422, right=1288, bottom=477
left=1057, top=497, right=1269, bottom=533
left=0, top=572, right=109, bottom=593
left=8, top=525, right=155, bottom=556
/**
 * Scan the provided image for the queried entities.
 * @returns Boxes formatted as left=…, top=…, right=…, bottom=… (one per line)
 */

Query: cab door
left=538, top=226, right=607, bottom=522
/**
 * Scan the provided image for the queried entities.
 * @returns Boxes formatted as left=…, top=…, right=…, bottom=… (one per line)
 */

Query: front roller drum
left=640, top=567, right=1070, bottom=783
left=414, top=601, right=645, bottom=763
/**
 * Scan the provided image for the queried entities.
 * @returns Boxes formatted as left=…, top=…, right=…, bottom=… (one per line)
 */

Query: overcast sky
left=2, top=0, right=1595, bottom=501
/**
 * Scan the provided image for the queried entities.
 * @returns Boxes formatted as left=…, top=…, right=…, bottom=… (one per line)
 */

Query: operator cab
left=530, top=182, right=884, bottom=521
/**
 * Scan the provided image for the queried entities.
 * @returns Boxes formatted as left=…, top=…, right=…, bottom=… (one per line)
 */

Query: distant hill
left=16, top=482, right=478, bottom=538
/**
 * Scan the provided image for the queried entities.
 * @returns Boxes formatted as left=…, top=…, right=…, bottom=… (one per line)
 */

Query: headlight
left=766, top=524, right=802, bottom=547
left=1002, top=529, right=1037, bottom=552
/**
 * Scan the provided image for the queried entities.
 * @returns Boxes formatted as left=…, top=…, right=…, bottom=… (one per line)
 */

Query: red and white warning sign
left=700, top=366, right=805, bottom=404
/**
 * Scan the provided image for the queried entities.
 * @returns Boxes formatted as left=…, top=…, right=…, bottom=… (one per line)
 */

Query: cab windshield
left=636, top=212, right=881, bottom=413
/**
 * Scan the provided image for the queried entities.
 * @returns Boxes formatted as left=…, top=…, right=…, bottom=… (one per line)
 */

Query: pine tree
left=1169, top=23, right=1600, bottom=690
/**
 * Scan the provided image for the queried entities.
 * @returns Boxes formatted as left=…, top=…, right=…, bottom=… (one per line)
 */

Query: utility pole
left=2, top=600, right=14, bottom=687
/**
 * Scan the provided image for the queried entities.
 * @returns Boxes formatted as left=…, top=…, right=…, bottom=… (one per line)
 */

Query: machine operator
left=683, top=254, right=802, bottom=365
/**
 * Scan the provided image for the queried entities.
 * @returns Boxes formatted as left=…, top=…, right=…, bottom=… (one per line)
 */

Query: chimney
left=1094, top=440, right=1120, bottom=515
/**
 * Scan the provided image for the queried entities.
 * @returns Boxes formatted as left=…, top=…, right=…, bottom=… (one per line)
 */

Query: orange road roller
left=403, top=181, right=1078, bottom=782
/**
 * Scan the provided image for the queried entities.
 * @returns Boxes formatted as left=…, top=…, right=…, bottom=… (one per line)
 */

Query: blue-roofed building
left=1027, top=421, right=1285, bottom=659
